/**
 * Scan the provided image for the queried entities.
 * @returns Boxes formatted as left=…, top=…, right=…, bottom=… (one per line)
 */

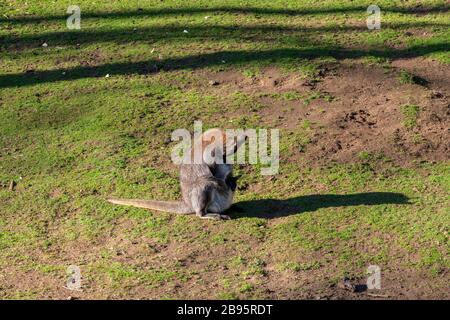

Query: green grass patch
left=401, top=104, right=420, bottom=129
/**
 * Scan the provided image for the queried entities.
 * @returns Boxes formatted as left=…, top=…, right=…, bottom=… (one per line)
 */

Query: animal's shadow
left=228, top=192, right=410, bottom=219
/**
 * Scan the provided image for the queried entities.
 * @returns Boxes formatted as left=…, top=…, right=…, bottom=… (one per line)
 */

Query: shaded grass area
left=0, top=0, right=449, bottom=299
left=1, top=0, right=449, bottom=87
left=1, top=43, right=449, bottom=88
left=2, top=4, right=448, bottom=24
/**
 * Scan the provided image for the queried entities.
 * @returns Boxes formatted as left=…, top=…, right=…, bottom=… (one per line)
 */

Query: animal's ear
left=234, top=135, right=247, bottom=152
left=224, top=171, right=238, bottom=181
left=233, top=174, right=242, bottom=181
left=225, top=134, right=247, bottom=156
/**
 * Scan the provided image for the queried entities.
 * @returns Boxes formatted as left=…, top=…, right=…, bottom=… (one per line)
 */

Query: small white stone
left=183, top=29, right=189, bottom=33
left=105, top=74, right=110, bottom=78
left=42, top=42, right=48, bottom=47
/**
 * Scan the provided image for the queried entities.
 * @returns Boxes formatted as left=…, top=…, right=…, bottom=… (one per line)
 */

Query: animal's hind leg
left=193, top=189, right=230, bottom=220
left=197, top=211, right=231, bottom=220
left=199, top=212, right=231, bottom=220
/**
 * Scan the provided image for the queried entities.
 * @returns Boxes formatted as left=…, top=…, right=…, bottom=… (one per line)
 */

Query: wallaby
left=107, top=129, right=246, bottom=220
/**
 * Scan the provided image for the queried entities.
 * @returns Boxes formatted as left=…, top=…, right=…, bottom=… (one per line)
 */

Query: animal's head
left=198, top=128, right=247, bottom=165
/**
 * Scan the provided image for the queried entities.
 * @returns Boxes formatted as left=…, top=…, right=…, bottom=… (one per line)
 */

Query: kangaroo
left=107, top=129, right=246, bottom=220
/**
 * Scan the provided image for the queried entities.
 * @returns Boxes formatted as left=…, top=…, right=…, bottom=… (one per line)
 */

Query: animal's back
left=179, top=163, right=213, bottom=206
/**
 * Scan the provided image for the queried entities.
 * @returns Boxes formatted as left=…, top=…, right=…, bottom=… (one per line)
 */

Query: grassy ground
left=0, top=0, right=449, bottom=299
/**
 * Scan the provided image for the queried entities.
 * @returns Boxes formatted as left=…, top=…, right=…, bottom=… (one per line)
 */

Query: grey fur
left=107, top=130, right=246, bottom=220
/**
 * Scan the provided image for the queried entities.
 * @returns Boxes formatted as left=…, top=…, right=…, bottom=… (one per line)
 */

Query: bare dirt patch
left=197, top=57, right=449, bottom=167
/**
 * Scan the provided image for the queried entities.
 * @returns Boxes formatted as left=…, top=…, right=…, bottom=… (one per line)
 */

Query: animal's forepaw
left=219, top=214, right=231, bottom=220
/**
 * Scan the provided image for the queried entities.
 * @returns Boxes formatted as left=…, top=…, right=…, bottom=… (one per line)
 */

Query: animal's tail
left=107, top=198, right=194, bottom=214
